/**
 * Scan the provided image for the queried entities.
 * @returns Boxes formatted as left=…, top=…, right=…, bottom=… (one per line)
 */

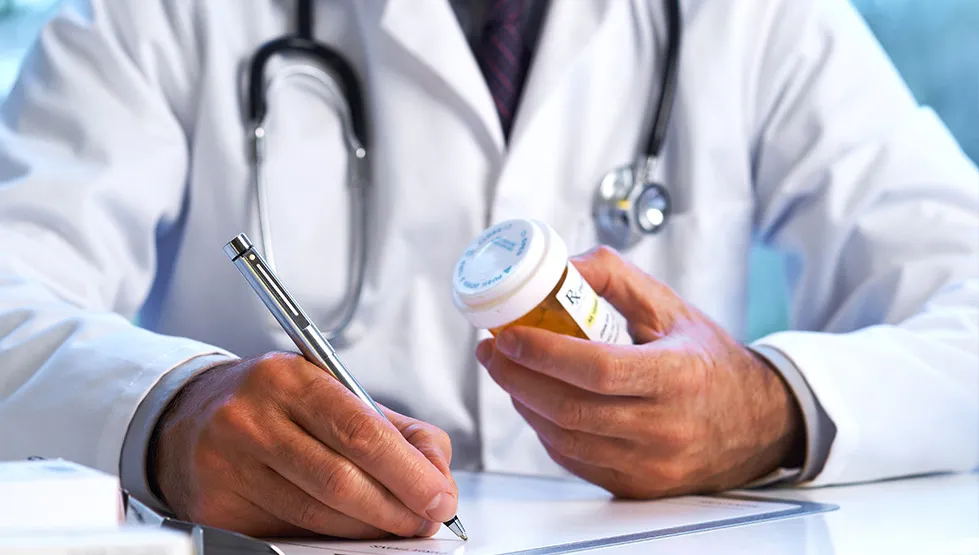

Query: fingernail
left=496, top=331, right=520, bottom=359
left=475, top=340, right=493, bottom=366
left=425, top=492, right=454, bottom=522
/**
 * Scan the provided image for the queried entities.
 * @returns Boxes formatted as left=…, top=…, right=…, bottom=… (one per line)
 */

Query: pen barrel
left=298, top=326, right=384, bottom=415
left=226, top=234, right=386, bottom=420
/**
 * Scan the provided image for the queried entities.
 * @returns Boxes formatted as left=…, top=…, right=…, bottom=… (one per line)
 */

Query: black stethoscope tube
left=246, top=0, right=369, bottom=146
left=246, top=0, right=680, bottom=161
left=646, top=0, right=682, bottom=160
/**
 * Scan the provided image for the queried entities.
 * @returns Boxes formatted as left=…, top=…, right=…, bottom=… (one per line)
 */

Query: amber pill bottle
left=451, top=219, right=631, bottom=345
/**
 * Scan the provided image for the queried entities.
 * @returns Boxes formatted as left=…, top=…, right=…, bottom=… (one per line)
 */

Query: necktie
left=477, top=0, right=533, bottom=140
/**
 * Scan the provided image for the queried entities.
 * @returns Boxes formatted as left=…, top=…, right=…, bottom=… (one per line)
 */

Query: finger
left=541, top=440, right=705, bottom=500
left=289, top=375, right=458, bottom=523
left=239, top=459, right=437, bottom=539
left=240, top=462, right=390, bottom=538
left=384, top=408, right=453, bottom=472
left=489, top=328, right=689, bottom=398
left=383, top=408, right=457, bottom=492
left=512, top=400, right=638, bottom=469
left=187, top=488, right=309, bottom=538
left=538, top=442, right=642, bottom=499
left=247, top=416, right=437, bottom=537
left=569, top=246, right=679, bottom=330
left=480, top=340, right=649, bottom=439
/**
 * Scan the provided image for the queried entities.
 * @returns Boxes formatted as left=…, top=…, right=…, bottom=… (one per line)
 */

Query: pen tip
left=445, top=516, right=468, bottom=541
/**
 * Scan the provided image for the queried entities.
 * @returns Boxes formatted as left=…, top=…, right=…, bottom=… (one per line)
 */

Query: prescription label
left=556, top=263, right=631, bottom=345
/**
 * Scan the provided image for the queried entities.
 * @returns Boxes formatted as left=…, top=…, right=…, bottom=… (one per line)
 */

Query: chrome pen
left=224, top=233, right=467, bottom=541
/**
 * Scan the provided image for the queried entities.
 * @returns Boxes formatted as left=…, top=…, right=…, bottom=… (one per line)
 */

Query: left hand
left=476, top=247, right=804, bottom=498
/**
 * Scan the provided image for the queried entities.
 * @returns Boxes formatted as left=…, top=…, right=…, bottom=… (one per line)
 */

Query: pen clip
left=250, top=255, right=310, bottom=329
left=226, top=234, right=311, bottom=330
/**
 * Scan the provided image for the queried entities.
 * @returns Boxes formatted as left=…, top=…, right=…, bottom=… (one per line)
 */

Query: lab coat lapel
left=506, top=0, right=614, bottom=150
left=380, top=0, right=505, bottom=152
left=491, top=0, right=634, bottom=226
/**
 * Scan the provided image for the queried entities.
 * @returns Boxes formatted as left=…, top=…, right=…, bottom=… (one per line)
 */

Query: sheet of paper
left=273, top=472, right=834, bottom=555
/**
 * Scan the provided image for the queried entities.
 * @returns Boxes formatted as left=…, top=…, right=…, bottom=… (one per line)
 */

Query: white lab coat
left=0, top=0, right=976, bottom=489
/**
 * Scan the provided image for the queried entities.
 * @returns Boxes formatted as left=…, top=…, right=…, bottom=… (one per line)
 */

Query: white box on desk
left=0, top=459, right=122, bottom=533
left=0, top=528, right=192, bottom=555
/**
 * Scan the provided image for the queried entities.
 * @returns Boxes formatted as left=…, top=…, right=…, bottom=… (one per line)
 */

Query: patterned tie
left=478, top=0, right=533, bottom=140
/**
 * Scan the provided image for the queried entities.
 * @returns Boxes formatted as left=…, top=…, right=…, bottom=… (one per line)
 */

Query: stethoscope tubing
left=243, top=0, right=682, bottom=340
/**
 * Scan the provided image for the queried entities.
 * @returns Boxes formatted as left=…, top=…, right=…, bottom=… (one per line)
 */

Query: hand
left=476, top=247, right=804, bottom=498
left=150, top=352, right=459, bottom=539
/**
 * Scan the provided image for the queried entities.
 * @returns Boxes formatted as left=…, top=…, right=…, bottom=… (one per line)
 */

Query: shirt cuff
left=119, top=353, right=236, bottom=513
left=749, top=344, right=837, bottom=485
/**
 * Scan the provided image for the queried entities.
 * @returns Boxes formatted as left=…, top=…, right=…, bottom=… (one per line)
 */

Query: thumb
left=570, top=246, right=680, bottom=334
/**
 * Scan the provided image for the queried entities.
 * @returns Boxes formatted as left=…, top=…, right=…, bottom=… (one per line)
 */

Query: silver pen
left=224, top=233, right=467, bottom=542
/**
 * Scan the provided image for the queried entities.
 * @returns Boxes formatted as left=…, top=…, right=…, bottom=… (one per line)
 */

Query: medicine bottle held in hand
left=452, top=219, right=631, bottom=344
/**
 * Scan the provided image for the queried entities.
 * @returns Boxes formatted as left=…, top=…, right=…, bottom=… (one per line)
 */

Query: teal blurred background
left=1, top=0, right=977, bottom=340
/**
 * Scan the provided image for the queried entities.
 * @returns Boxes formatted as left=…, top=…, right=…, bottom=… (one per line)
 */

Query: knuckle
left=553, top=398, right=584, bottom=430
left=592, top=245, right=621, bottom=265
left=248, top=352, right=310, bottom=392
left=337, top=411, right=390, bottom=462
left=248, top=353, right=287, bottom=387
left=401, top=421, right=435, bottom=446
left=657, top=421, right=696, bottom=450
left=406, top=423, right=452, bottom=462
left=657, top=461, right=692, bottom=486
left=550, top=429, right=584, bottom=460
left=591, top=355, right=624, bottom=394
left=389, top=512, right=426, bottom=537
left=258, top=429, right=289, bottom=461
left=670, top=369, right=705, bottom=399
left=296, top=498, right=325, bottom=531
left=190, top=442, right=225, bottom=475
left=210, top=402, right=258, bottom=442
left=434, top=428, right=452, bottom=460
left=318, top=461, right=361, bottom=505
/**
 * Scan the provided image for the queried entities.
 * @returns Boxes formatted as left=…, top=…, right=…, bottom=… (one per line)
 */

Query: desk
left=586, top=473, right=979, bottom=554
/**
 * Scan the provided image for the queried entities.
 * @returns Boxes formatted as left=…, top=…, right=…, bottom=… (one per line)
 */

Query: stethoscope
left=245, top=0, right=681, bottom=341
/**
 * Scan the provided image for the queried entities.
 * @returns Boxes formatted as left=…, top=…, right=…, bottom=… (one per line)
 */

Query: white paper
left=273, top=473, right=803, bottom=555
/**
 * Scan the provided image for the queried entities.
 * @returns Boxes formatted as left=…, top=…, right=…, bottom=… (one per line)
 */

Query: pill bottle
left=451, top=219, right=631, bottom=344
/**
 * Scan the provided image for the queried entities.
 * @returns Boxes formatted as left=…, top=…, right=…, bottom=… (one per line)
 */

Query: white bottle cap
left=452, top=219, right=569, bottom=330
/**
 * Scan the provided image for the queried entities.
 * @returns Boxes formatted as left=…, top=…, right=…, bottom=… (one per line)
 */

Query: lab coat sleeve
left=0, top=0, right=234, bottom=476
left=749, top=346, right=836, bottom=484
left=749, top=0, right=979, bottom=485
left=120, top=354, right=234, bottom=513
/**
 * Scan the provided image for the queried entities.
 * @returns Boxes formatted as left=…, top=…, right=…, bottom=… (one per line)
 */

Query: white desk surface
left=591, top=472, right=979, bottom=555
left=280, top=471, right=977, bottom=555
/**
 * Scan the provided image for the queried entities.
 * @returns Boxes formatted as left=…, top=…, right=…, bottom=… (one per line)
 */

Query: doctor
left=0, top=0, right=977, bottom=540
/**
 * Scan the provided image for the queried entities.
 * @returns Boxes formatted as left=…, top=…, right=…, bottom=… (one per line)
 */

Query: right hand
left=150, top=352, right=459, bottom=539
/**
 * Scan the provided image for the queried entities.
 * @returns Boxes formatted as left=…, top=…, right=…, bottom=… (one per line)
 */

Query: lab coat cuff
left=120, top=352, right=237, bottom=514
left=749, top=344, right=837, bottom=484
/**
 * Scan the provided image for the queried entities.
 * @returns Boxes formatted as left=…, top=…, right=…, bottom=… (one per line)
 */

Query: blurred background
left=1, top=0, right=977, bottom=341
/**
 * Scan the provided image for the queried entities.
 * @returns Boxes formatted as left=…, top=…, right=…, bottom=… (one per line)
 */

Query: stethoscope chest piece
left=593, top=157, right=672, bottom=249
